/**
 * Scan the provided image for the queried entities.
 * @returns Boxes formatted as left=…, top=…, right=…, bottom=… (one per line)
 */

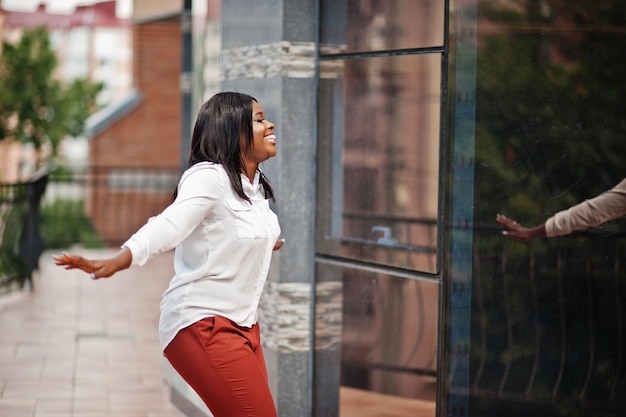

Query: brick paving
left=0, top=248, right=185, bottom=417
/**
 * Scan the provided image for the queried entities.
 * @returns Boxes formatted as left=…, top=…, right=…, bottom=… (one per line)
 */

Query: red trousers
left=164, top=316, right=277, bottom=417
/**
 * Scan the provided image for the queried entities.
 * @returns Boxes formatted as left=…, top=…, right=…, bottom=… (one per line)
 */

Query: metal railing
left=469, top=224, right=626, bottom=410
left=0, top=172, right=47, bottom=291
left=43, top=166, right=180, bottom=248
left=0, top=166, right=180, bottom=293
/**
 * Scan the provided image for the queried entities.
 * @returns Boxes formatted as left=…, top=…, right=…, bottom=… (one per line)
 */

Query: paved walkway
left=0, top=248, right=185, bottom=417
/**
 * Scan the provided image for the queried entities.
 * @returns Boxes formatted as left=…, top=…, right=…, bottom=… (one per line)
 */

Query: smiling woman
left=53, top=92, right=283, bottom=417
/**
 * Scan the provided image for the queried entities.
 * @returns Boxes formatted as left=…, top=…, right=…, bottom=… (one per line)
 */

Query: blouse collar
left=241, top=170, right=261, bottom=196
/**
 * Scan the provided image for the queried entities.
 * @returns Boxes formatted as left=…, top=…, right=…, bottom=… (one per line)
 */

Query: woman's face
left=242, top=100, right=277, bottom=166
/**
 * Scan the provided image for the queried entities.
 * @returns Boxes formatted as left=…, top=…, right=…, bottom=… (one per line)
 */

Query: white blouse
left=123, top=162, right=281, bottom=350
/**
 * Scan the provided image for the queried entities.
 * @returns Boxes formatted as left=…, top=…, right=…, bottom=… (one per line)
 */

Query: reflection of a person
left=497, top=178, right=626, bottom=240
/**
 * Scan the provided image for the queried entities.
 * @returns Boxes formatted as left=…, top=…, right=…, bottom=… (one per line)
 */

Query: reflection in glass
left=320, top=0, right=444, bottom=54
left=341, top=270, right=438, bottom=396
left=317, top=54, right=441, bottom=273
left=313, top=262, right=438, bottom=416
left=447, top=0, right=626, bottom=416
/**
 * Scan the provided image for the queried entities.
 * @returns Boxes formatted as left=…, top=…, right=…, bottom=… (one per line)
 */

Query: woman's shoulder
left=177, top=162, right=228, bottom=194
left=181, top=162, right=227, bottom=181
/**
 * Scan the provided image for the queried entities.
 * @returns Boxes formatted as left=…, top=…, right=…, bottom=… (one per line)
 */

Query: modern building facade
left=167, top=1, right=626, bottom=417
left=2, top=0, right=617, bottom=415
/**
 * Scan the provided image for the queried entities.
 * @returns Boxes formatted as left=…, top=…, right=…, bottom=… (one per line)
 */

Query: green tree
left=473, top=0, right=626, bottom=225
left=466, top=1, right=626, bottom=414
left=0, top=26, right=102, bottom=170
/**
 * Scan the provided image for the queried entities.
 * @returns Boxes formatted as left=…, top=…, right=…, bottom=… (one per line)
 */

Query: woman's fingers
left=53, top=253, right=95, bottom=274
left=53, top=253, right=121, bottom=281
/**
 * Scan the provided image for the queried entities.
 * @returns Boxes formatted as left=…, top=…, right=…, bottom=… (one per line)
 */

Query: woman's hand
left=53, top=247, right=132, bottom=280
left=496, top=214, right=547, bottom=240
left=273, top=238, right=285, bottom=251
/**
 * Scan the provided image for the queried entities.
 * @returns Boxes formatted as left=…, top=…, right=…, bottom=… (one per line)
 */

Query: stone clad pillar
left=219, top=1, right=318, bottom=416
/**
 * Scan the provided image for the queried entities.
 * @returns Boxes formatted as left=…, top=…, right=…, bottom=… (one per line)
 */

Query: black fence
left=0, top=166, right=180, bottom=292
left=0, top=172, right=47, bottom=291
left=42, top=166, right=179, bottom=249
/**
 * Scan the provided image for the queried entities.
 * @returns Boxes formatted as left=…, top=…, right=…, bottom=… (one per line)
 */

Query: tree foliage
left=466, top=2, right=626, bottom=414
left=473, top=1, right=626, bottom=225
left=0, top=26, right=103, bottom=167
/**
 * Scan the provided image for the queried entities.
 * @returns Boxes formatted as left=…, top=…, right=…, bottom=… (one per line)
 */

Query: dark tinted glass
left=445, top=1, right=626, bottom=416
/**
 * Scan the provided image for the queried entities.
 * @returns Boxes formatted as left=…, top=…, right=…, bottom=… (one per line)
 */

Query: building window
left=315, top=1, right=447, bottom=414
left=317, top=0, right=445, bottom=274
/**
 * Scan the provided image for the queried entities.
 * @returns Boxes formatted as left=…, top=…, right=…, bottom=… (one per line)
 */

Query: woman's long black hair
left=173, top=92, right=275, bottom=202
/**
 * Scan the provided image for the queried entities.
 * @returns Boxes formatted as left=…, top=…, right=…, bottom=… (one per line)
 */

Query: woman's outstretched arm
left=53, top=247, right=132, bottom=280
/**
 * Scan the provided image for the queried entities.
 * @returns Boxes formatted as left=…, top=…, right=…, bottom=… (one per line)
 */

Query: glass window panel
left=342, top=271, right=438, bottom=397
left=313, top=262, right=438, bottom=416
left=317, top=54, right=441, bottom=273
left=320, top=0, right=445, bottom=54
left=444, top=0, right=626, bottom=416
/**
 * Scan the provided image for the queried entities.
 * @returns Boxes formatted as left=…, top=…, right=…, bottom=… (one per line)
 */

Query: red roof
left=2, top=1, right=129, bottom=29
